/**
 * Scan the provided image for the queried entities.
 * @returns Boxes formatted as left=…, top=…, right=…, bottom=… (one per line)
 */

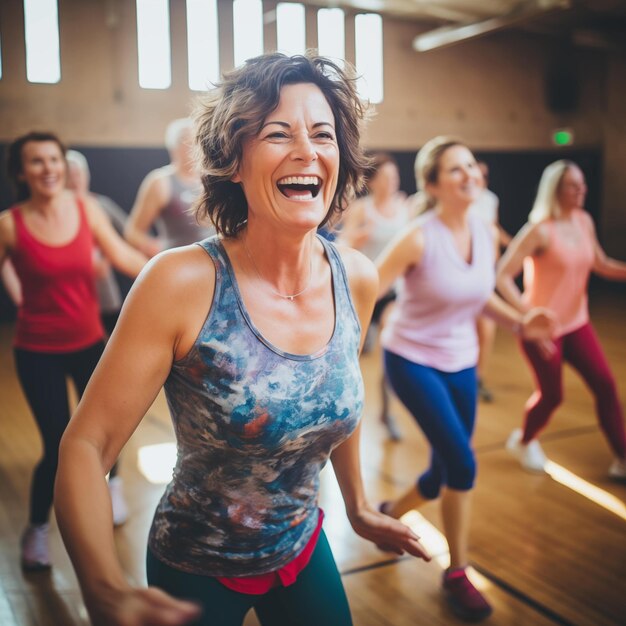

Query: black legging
left=14, top=341, right=106, bottom=524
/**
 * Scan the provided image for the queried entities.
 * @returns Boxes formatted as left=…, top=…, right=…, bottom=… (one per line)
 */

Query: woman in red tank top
left=0, top=132, right=146, bottom=571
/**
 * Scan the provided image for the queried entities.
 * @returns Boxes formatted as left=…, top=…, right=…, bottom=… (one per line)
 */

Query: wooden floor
left=1, top=287, right=625, bottom=625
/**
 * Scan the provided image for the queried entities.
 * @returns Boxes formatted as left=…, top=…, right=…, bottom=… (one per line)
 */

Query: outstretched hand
left=89, top=586, right=202, bottom=626
left=521, top=307, right=556, bottom=342
left=349, top=505, right=431, bottom=561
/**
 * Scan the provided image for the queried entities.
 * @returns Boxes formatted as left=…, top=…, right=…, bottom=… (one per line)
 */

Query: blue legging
left=384, top=351, right=477, bottom=498
left=146, top=530, right=352, bottom=626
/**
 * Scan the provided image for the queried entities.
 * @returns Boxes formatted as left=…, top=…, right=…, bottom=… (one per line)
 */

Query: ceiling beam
left=413, top=0, right=571, bottom=52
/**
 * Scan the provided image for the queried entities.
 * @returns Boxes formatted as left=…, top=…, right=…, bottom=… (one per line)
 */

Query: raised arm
left=55, top=249, right=211, bottom=626
left=375, top=222, right=424, bottom=297
left=85, top=195, right=147, bottom=277
left=330, top=247, right=430, bottom=561
left=582, top=212, right=626, bottom=281
left=482, top=292, right=555, bottom=342
left=496, top=221, right=548, bottom=313
left=124, top=171, right=170, bottom=257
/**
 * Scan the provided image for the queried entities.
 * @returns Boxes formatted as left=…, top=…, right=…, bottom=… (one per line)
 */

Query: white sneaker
left=608, top=458, right=626, bottom=481
left=506, top=428, right=547, bottom=473
left=108, top=476, right=129, bottom=526
left=21, top=523, right=51, bottom=571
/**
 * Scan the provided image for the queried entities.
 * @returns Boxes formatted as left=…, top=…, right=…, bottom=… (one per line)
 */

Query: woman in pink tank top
left=375, top=137, right=554, bottom=622
left=497, top=160, right=626, bottom=478
left=0, top=132, right=146, bottom=572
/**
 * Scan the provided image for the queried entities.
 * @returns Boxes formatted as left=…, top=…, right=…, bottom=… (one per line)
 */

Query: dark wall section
left=392, top=148, right=603, bottom=236
left=0, top=144, right=605, bottom=322
left=0, top=144, right=170, bottom=215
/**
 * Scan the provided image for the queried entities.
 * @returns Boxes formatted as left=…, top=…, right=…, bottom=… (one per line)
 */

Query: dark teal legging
left=146, top=530, right=353, bottom=626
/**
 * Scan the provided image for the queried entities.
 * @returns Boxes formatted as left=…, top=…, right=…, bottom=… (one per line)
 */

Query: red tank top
left=11, top=198, right=104, bottom=352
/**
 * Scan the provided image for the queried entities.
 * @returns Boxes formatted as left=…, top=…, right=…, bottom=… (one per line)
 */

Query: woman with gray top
left=124, top=118, right=215, bottom=256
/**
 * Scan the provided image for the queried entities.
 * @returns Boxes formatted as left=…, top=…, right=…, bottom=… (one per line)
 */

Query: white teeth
left=277, top=176, right=320, bottom=186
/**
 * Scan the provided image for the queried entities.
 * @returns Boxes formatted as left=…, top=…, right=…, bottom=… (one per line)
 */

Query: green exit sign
left=553, top=128, right=574, bottom=146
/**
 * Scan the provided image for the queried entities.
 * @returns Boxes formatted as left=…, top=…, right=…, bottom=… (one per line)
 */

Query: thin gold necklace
left=243, top=236, right=313, bottom=301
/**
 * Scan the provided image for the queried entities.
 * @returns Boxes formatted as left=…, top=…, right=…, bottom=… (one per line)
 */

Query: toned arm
left=124, top=171, right=170, bottom=257
left=55, top=247, right=213, bottom=625
left=375, top=222, right=424, bottom=297
left=582, top=212, right=626, bottom=281
left=496, top=222, right=548, bottom=313
left=85, top=196, right=147, bottom=277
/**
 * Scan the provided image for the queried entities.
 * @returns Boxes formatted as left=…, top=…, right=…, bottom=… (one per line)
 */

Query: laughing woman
left=54, top=54, right=430, bottom=626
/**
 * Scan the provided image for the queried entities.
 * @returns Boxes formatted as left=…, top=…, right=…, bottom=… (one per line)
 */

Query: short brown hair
left=194, top=52, right=369, bottom=237
left=6, top=131, right=67, bottom=201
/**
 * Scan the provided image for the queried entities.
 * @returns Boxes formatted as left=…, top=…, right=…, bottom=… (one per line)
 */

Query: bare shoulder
left=577, top=209, right=595, bottom=231
left=125, top=243, right=216, bottom=358
left=397, top=218, right=426, bottom=253
left=512, top=220, right=549, bottom=253
left=528, top=221, right=550, bottom=250
left=140, top=166, right=172, bottom=198
left=82, top=193, right=106, bottom=219
left=135, top=243, right=216, bottom=303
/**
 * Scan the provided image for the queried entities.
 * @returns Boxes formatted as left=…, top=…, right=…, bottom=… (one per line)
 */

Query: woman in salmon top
left=497, top=160, right=626, bottom=476
left=0, top=131, right=146, bottom=571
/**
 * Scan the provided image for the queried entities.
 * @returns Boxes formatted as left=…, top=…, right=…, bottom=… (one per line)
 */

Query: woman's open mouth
left=277, top=175, right=321, bottom=200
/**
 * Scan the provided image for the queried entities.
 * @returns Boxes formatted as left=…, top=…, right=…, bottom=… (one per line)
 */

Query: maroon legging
left=521, top=322, right=626, bottom=458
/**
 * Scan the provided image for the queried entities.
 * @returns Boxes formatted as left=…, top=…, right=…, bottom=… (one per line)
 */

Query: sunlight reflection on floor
left=545, top=461, right=626, bottom=521
left=137, top=442, right=176, bottom=484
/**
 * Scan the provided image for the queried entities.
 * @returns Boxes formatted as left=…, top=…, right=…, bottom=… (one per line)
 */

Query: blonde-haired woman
left=497, top=160, right=626, bottom=476
left=377, top=136, right=553, bottom=622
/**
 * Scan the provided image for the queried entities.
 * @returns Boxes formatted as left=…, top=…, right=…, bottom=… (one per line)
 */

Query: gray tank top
left=156, top=174, right=214, bottom=249
left=148, top=235, right=364, bottom=577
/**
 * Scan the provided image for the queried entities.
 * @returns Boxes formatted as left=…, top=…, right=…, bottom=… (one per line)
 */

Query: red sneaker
left=442, top=568, right=492, bottom=622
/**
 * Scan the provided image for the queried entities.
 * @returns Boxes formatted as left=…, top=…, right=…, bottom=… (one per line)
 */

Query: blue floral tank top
left=148, top=235, right=364, bottom=577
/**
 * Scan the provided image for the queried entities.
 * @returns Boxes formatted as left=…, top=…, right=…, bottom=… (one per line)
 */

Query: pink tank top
left=381, top=212, right=495, bottom=372
left=523, top=209, right=595, bottom=337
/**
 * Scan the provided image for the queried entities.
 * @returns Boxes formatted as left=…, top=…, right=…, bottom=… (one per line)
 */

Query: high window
left=317, top=8, right=345, bottom=66
left=186, top=0, right=219, bottom=90
left=276, top=3, right=305, bottom=56
left=24, top=0, right=61, bottom=83
left=355, top=13, right=383, bottom=103
left=233, top=0, right=263, bottom=67
left=136, top=0, right=171, bottom=89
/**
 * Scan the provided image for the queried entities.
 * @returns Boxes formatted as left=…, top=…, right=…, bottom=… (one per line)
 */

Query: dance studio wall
left=0, top=0, right=624, bottom=318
